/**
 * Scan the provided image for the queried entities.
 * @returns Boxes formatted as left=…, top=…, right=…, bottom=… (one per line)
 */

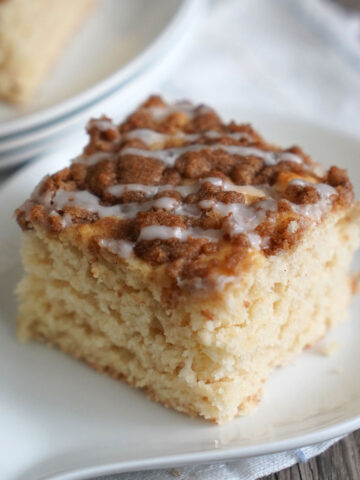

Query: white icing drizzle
left=247, top=233, right=263, bottom=249
left=203, top=177, right=222, bottom=187
left=97, top=225, right=220, bottom=261
left=107, top=178, right=267, bottom=204
left=39, top=188, right=201, bottom=223
left=39, top=188, right=271, bottom=251
left=113, top=197, right=199, bottom=218
left=146, top=103, right=212, bottom=121
left=87, top=118, right=116, bottom=131
left=152, top=197, right=178, bottom=210
left=125, top=128, right=252, bottom=145
left=256, top=198, right=278, bottom=212
left=291, top=179, right=336, bottom=198
left=288, top=179, right=337, bottom=222
left=99, top=238, right=134, bottom=258
left=202, top=177, right=267, bottom=199
left=72, top=151, right=114, bottom=166
left=205, top=131, right=253, bottom=141
left=287, top=220, right=299, bottom=234
left=34, top=184, right=270, bottom=246
left=197, top=198, right=268, bottom=248
left=120, top=144, right=303, bottom=168
left=139, top=226, right=220, bottom=242
left=50, top=190, right=121, bottom=218
left=28, top=171, right=336, bottom=257
left=125, top=129, right=173, bottom=145
left=108, top=183, right=197, bottom=198
left=218, top=203, right=265, bottom=229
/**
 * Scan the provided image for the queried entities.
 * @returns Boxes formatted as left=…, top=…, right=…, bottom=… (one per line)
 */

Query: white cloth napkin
left=96, top=0, right=359, bottom=478
left=95, top=436, right=342, bottom=480
left=163, top=0, right=360, bottom=137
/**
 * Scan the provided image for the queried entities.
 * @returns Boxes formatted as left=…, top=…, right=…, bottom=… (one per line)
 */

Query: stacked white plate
left=0, top=0, right=205, bottom=170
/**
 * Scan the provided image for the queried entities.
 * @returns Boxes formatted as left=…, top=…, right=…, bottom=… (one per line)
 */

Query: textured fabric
left=164, top=0, right=360, bottom=136
left=95, top=438, right=343, bottom=479
left=66, top=0, right=359, bottom=478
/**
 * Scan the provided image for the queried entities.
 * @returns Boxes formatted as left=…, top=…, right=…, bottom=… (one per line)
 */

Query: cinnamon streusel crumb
left=16, top=95, right=353, bottom=295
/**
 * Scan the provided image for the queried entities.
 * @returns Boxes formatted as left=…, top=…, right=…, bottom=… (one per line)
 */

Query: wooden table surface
left=262, top=429, right=360, bottom=479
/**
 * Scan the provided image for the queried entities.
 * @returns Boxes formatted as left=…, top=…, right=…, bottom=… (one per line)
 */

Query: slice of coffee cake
left=15, top=96, right=360, bottom=423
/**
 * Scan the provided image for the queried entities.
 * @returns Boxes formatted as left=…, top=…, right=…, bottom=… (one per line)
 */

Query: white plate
left=0, top=3, right=203, bottom=171
left=1, top=113, right=360, bottom=480
left=0, top=0, right=199, bottom=137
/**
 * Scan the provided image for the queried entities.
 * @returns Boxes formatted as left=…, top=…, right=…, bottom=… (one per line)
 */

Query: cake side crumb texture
left=15, top=96, right=360, bottom=422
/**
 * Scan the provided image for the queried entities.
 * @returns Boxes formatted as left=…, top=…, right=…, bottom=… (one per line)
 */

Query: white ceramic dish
left=1, top=112, right=359, bottom=480
left=0, top=0, right=200, bottom=137
left=0, top=5, right=202, bottom=171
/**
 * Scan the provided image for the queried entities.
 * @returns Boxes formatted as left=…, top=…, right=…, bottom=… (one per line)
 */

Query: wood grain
left=334, top=0, right=360, bottom=11
left=261, top=429, right=360, bottom=480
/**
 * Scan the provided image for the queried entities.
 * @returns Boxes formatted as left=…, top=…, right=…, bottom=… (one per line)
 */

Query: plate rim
left=1, top=112, right=360, bottom=479
left=37, top=414, right=360, bottom=480
left=0, top=0, right=199, bottom=137
left=0, top=0, right=204, bottom=169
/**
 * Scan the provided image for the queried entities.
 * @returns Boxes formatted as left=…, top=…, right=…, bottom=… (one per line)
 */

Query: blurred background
left=0, top=0, right=359, bottom=169
left=165, top=0, right=360, bottom=134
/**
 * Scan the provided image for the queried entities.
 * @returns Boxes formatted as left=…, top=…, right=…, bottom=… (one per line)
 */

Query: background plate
left=0, top=0, right=196, bottom=136
left=0, top=4, right=203, bottom=170
left=0, top=111, right=359, bottom=480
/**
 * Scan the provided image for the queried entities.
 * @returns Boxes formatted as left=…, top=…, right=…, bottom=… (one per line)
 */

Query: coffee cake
left=15, top=96, right=360, bottom=423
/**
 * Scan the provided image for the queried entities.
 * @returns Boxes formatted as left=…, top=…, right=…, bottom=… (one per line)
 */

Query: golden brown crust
left=15, top=95, right=355, bottom=291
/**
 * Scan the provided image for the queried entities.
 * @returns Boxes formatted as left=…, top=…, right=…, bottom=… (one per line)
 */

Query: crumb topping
left=16, top=96, right=354, bottom=292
